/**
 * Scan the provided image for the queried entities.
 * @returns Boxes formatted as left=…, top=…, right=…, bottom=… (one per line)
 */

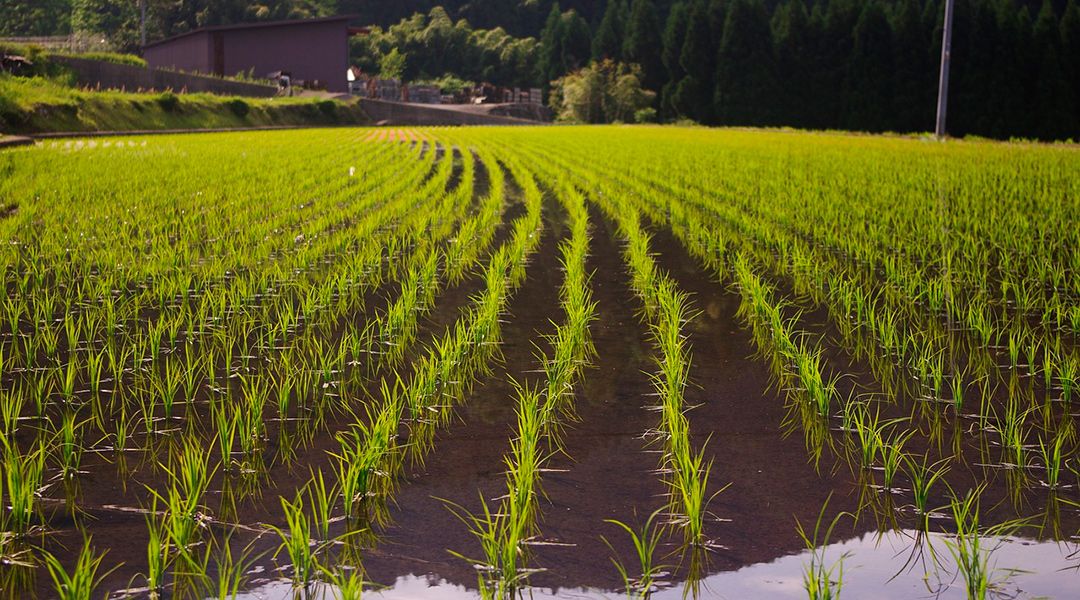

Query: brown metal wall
left=144, top=32, right=211, bottom=74
left=221, top=21, right=347, bottom=92
left=144, top=20, right=349, bottom=93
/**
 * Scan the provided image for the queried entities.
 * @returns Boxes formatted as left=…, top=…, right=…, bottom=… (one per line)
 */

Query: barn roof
left=143, top=15, right=361, bottom=50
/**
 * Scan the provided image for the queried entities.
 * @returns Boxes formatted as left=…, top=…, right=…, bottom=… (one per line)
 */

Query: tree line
left=539, top=0, right=1080, bottom=139
left=2, top=0, right=1079, bottom=140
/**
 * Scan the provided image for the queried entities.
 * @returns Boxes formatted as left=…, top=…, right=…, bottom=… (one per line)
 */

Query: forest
left=2, top=0, right=1079, bottom=139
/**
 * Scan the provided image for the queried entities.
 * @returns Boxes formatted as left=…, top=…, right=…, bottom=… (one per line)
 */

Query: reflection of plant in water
left=796, top=498, right=851, bottom=600
left=601, top=508, right=669, bottom=598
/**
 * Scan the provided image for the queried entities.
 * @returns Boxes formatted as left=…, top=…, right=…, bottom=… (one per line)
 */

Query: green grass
left=0, top=74, right=367, bottom=134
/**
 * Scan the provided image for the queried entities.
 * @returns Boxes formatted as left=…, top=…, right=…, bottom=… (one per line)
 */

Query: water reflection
left=229, top=530, right=1079, bottom=600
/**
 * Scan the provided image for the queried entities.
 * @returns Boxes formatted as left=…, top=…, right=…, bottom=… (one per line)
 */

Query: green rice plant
left=268, top=491, right=320, bottom=590
left=140, top=496, right=171, bottom=598
left=795, top=499, right=850, bottom=600
left=1, top=438, right=44, bottom=537
left=305, top=468, right=337, bottom=543
left=996, top=397, right=1029, bottom=470
left=52, top=410, right=88, bottom=479
left=331, top=394, right=399, bottom=524
left=1037, top=432, right=1067, bottom=489
left=601, top=508, right=669, bottom=597
left=443, top=493, right=530, bottom=597
left=904, top=455, right=950, bottom=529
left=209, top=396, right=238, bottom=468
left=880, top=430, right=914, bottom=492
left=321, top=565, right=365, bottom=600
left=943, top=487, right=992, bottom=600
left=40, top=537, right=114, bottom=600
left=210, top=537, right=256, bottom=600
left=0, top=388, right=25, bottom=438
left=86, top=349, right=105, bottom=397
left=149, top=436, right=216, bottom=556
left=849, top=407, right=886, bottom=470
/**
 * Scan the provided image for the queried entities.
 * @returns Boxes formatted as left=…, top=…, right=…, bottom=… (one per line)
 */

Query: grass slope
left=0, top=75, right=368, bottom=135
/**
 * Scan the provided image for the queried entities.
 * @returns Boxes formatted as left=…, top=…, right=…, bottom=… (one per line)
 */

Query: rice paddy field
left=0, top=126, right=1078, bottom=600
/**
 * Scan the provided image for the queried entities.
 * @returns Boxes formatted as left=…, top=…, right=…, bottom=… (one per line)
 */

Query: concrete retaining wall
left=358, top=98, right=543, bottom=126
left=52, top=55, right=278, bottom=98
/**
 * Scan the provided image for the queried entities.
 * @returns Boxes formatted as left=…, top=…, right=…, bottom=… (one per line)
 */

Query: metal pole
left=935, top=0, right=955, bottom=139
left=140, top=0, right=147, bottom=47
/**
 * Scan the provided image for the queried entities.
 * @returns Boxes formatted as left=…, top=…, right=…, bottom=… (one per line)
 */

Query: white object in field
left=349, top=166, right=355, bottom=177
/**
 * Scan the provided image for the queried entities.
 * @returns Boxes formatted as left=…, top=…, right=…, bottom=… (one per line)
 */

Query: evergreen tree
left=538, top=2, right=563, bottom=86
left=1032, top=0, right=1073, bottom=137
left=847, top=0, right=894, bottom=132
left=715, top=0, right=775, bottom=125
left=592, top=0, right=627, bottom=60
left=560, top=9, right=593, bottom=72
left=772, top=0, right=812, bottom=127
left=660, top=1, right=690, bottom=117
left=674, top=0, right=717, bottom=122
left=815, top=0, right=859, bottom=126
left=890, top=0, right=934, bottom=133
left=1062, top=0, right=1080, bottom=138
left=623, top=0, right=665, bottom=95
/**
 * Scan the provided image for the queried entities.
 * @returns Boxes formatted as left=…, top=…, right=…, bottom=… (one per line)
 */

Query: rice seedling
left=40, top=537, right=114, bottom=600
left=1, top=437, right=45, bottom=538
left=795, top=499, right=851, bottom=600
left=268, top=491, right=321, bottom=590
left=321, top=565, right=365, bottom=600
left=904, top=455, right=950, bottom=529
left=942, top=487, right=1025, bottom=600
left=601, top=508, right=669, bottom=597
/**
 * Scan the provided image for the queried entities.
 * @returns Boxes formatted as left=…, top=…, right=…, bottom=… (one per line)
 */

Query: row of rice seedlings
left=446, top=162, right=596, bottom=595
left=496, top=132, right=726, bottom=550
left=581, top=190, right=716, bottom=550
left=357, top=147, right=508, bottom=372
left=732, top=256, right=839, bottom=443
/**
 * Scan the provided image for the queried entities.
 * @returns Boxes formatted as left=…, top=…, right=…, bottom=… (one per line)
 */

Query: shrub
left=156, top=91, right=180, bottom=112
left=225, top=98, right=250, bottom=118
left=634, top=107, right=657, bottom=124
left=317, top=100, right=337, bottom=119
left=54, top=52, right=148, bottom=68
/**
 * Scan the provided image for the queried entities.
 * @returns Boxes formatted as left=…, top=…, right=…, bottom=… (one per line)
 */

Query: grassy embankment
left=0, top=44, right=367, bottom=135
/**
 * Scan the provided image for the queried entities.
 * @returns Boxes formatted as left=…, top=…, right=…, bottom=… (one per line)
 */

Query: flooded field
left=0, top=126, right=1077, bottom=599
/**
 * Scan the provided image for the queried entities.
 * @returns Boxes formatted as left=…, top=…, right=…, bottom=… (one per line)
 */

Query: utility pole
left=935, top=0, right=955, bottom=139
left=140, top=0, right=147, bottom=48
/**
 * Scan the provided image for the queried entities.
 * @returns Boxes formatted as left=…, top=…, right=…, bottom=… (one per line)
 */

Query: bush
left=156, top=91, right=180, bottom=112
left=634, top=107, right=657, bottom=124
left=225, top=98, right=250, bottom=118
left=551, top=60, right=657, bottom=124
left=54, top=52, right=147, bottom=68
left=317, top=100, right=337, bottom=119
